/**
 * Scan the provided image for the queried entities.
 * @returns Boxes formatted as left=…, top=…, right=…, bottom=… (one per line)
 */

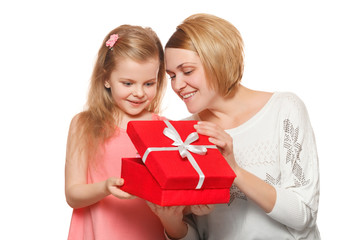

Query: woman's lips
left=181, top=91, right=197, bottom=100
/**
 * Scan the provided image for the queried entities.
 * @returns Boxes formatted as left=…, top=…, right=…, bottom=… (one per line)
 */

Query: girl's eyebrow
left=144, top=78, right=157, bottom=82
left=119, top=77, right=157, bottom=82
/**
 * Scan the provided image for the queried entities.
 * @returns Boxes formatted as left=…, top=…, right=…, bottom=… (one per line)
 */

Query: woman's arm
left=194, top=121, right=276, bottom=213
left=195, top=93, right=320, bottom=231
left=266, top=94, right=320, bottom=231
left=146, top=203, right=212, bottom=239
left=147, top=203, right=189, bottom=239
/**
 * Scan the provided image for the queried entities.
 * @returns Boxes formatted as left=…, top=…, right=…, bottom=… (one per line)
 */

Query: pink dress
left=68, top=114, right=166, bottom=240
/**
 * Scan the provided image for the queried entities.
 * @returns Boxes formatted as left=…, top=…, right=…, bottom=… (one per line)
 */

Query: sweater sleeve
left=267, top=93, right=320, bottom=231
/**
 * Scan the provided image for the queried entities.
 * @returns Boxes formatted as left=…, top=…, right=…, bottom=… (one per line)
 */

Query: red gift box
left=121, top=158, right=232, bottom=206
left=120, top=120, right=236, bottom=206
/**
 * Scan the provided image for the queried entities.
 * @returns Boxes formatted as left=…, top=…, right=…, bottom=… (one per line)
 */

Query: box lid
left=127, top=120, right=236, bottom=190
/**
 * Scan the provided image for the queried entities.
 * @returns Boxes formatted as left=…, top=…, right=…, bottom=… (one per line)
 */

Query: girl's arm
left=65, top=115, right=132, bottom=209
left=194, top=122, right=276, bottom=213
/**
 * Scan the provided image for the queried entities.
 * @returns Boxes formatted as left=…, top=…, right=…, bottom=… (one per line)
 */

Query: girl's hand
left=190, top=204, right=215, bottom=216
left=147, top=202, right=188, bottom=239
left=105, top=177, right=134, bottom=199
left=194, top=121, right=238, bottom=171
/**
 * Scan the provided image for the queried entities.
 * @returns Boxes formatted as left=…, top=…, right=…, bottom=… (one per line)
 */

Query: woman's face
left=165, top=48, right=217, bottom=114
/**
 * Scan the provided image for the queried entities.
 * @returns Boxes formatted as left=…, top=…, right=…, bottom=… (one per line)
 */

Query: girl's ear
left=104, top=80, right=111, bottom=88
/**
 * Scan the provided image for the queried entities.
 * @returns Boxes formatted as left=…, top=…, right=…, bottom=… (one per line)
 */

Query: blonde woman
left=150, top=13, right=321, bottom=240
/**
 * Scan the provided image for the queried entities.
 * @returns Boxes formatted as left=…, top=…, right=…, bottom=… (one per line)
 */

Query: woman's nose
left=171, top=76, right=187, bottom=92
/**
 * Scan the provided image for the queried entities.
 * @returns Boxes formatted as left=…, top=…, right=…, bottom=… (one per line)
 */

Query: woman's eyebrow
left=166, top=62, right=196, bottom=72
left=177, top=62, right=196, bottom=69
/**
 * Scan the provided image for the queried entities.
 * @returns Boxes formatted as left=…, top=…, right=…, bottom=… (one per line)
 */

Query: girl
left=151, top=14, right=321, bottom=240
left=65, top=25, right=167, bottom=240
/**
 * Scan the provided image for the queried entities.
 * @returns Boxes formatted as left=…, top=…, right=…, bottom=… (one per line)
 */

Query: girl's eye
left=145, top=82, right=156, bottom=87
left=184, top=70, right=193, bottom=75
left=168, top=74, right=176, bottom=80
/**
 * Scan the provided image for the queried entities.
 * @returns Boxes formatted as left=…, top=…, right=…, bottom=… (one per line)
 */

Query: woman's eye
left=169, top=75, right=176, bottom=80
left=122, top=82, right=132, bottom=86
left=184, top=70, right=193, bottom=75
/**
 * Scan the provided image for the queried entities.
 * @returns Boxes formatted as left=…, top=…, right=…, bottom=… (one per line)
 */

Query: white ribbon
left=142, top=120, right=217, bottom=189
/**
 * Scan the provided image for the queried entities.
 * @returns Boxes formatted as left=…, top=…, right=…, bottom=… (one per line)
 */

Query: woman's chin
left=186, top=105, right=201, bottom=114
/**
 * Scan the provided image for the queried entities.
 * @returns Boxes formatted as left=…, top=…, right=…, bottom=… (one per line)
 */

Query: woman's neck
left=198, top=85, right=272, bottom=129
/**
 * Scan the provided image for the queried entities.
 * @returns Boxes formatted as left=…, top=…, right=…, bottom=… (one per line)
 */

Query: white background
left=1, top=0, right=359, bottom=239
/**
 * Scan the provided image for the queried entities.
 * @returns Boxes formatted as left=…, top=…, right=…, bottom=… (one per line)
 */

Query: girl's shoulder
left=69, top=111, right=91, bottom=130
left=68, top=112, right=84, bottom=133
left=151, top=113, right=167, bottom=121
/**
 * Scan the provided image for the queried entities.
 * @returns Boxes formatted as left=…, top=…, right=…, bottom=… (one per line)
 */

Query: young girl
left=65, top=25, right=167, bottom=240
left=150, top=14, right=321, bottom=239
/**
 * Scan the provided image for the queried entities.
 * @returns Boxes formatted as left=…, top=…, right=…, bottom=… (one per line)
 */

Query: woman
left=150, top=13, right=320, bottom=240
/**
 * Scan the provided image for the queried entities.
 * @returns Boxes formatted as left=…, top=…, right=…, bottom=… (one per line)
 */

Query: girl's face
left=165, top=48, right=217, bottom=114
left=105, top=57, right=159, bottom=118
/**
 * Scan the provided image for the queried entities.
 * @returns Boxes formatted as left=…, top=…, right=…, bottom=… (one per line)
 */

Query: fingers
left=107, top=177, right=125, bottom=187
left=190, top=204, right=215, bottom=216
left=194, top=121, right=237, bottom=171
left=194, top=121, right=233, bottom=151
left=183, top=206, right=192, bottom=215
left=195, top=122, right=231, bottom=142
left=110, top=187, right=135, bottom=199
left=106, top=177, right=134, bottom=199
left=208, top=137, right=226, bottom=148
left=146, top=201, right=162, bottom=213
left=146, top=203, right=186, bottom=218
left=194, top=121, right=222, bottom=137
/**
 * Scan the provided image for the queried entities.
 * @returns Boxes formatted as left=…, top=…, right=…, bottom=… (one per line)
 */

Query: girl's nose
left=132, top=86, right=145, bottom=98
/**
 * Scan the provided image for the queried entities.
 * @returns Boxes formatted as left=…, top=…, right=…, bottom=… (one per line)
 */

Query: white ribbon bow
left=163, top=126, right=208, bottom=158
left=142, top=120, right=216, bottom=189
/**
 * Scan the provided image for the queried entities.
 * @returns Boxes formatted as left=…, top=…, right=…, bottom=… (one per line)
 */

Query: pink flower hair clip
left=106, top=34, right=119, bottom=50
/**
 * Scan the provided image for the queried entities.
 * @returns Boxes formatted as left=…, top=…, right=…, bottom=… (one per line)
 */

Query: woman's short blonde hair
left=166, top=13, right=244, bottom=96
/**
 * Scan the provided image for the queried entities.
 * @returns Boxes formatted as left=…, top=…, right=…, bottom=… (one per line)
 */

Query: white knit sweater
left=181, top=92, right=321, bottom=240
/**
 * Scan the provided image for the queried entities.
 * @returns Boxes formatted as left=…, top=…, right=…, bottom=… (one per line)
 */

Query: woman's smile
left=180, top=91, right=197, bottom=100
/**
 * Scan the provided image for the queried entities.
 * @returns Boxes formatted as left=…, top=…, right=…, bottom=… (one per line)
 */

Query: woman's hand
left=194, top=121, right=238, bottom=171
left=147, top=202, right=188, bottom=239
left=190, top=204, right=215, bottom=216
left=106, top=177, right=134, bottom=199
left=194, top=122, right=277, bottom=214
left=147, top=202, right=186, bottom=223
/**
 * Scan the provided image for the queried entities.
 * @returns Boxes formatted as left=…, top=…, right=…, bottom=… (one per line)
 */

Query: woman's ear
left=104, top=80, right=111, bottom=88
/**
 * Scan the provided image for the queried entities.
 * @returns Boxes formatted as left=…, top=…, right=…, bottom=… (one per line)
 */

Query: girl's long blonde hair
left=73, top=25, right=166, bottom=161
